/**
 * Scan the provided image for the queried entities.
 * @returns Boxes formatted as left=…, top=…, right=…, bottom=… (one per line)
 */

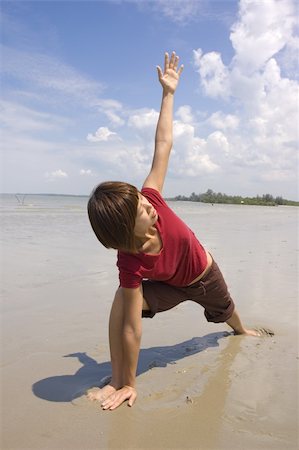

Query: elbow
left=123, top=325, right=142, bottom=342
left=155, top=137, right=173, bottom=147
left=155, top=139, right=173, bottom=155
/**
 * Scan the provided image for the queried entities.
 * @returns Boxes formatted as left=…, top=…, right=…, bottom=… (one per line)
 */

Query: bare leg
left=226, top=309, right=260, bottom=336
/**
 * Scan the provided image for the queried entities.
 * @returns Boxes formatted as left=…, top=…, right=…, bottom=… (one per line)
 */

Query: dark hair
left=87, top=181, right=139, bottom=253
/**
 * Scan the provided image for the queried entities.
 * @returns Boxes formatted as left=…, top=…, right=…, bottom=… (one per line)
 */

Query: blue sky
left=1, top=0, right=298, bottom=199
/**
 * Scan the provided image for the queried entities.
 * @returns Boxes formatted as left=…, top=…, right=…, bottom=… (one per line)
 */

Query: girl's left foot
left=237, top=328, right=274, bottom=337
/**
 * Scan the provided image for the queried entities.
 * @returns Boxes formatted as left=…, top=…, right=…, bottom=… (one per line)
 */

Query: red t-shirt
left=117, top=187, right=207, bottom=288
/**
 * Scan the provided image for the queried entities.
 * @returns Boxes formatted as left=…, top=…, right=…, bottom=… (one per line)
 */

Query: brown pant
left=142, top=258, right=235, bottom=323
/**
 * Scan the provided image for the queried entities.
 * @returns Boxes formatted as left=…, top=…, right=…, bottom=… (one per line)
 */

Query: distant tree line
left=171, top=189, right=299, bottom=206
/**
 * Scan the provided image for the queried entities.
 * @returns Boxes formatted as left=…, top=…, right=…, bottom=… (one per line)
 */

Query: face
left=134, top=194, right=158, bottom=237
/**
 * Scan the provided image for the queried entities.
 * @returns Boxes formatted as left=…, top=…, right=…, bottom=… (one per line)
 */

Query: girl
left=87, top=51, right=259, bottom=411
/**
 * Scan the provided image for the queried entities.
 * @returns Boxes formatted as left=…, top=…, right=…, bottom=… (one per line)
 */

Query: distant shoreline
left=1, top=193, right=89, bottom=198
left=166, top=189, right=299, bottom=207
left=166, top=199, right=299, bottom=206
left=1, top=191, right=298, bottom=206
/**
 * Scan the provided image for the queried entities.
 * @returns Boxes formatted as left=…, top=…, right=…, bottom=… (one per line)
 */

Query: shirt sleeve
left=117, top=251, right=143, bottom=288
left=141, top=187, right=168, bottom=208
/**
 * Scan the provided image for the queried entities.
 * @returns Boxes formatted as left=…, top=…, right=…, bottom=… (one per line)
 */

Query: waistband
left=187, top=252, right=214, bottom=287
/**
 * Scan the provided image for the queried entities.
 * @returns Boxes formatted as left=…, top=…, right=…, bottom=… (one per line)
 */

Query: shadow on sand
left=32, top=331, right=231, bottom=402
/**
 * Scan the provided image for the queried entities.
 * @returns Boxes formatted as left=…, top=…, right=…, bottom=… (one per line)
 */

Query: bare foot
left=235, top=328, right=274, bottom=337
left=86, top=384, right=116, bottom=402
left=242, top=328, right=262, bottom=337
left=254, top=327, right=274, bottom=337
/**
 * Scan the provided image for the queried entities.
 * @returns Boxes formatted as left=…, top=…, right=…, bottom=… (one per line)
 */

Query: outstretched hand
left=157, top=51, right=184, bottom=94
left=101, top=385, right=137, bottom=411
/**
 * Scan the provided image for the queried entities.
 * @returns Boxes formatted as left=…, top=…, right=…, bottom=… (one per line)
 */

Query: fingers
left=178, top=64, right=184, bottom=76
left=101, top=392, right=121, bottom=410
left=162, top=51, right=183, bottom=75
left=164, top=52, right=169, bottom=72
left=103, top=395, right=122, bottom=411
left=127, top=390, right=137, bottom=407
left=156, top=65, right=163, bottom=80
left=169, top=51, right=177, bottom=69
left=101, top=387, right=137, bottom=411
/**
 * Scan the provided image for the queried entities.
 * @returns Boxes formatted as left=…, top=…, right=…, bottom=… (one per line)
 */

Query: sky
left=1, top=0, right=298, bottom=199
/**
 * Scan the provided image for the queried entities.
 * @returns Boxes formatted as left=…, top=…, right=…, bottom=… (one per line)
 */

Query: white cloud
left=104, top=110, right=125, bottom=126
left=128, top=108, right=159, bottom=129
left=230, top=0, right=296, bottom=73
left=169, top=120, right=221, bottom=176
left=207, top=112, right=239, bottom=131
left=80, top=169, right=92, bottom=176
left=176, top=105, right=194, bottom=123
left=193, top=0, right=299, bottom=186
left=152, top=0, right=203, bottom=24
left=84, top=110, right=223, bottom=181
left=261, top=169, right=292, bottom=182
left=193, top=49, right=230, bottom=99
left=96, top=99, right=122, bottom=110
left=45, top=169, right=68, bottom=180
left=96, top=99, right=125, bottom=127
left=87, top=127, right=117, bottom=142
left=1, top=44, right=105, bottom=107
left=207, top=131, right=230, bottom=156
left=276, top=34, right=299, bottom=78
left=0, top=99, right=71, bottom=132
left=126, top=0, right=203, bottom=24
left=185, top=153, right=220, bottom=175
left=127, top=0, right=234, bottom=25
left=173, top=121, right=194, bottom=139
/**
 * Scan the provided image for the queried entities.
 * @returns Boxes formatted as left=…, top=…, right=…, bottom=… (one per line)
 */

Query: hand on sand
left=101, top=385, right=137, bottom=411
left=86, top=384, right=116, bottom=403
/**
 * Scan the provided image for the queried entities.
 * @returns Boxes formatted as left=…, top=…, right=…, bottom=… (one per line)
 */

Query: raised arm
left=142, top=51, right=184, bottom=193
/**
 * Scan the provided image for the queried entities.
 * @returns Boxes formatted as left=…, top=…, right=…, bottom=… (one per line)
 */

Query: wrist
left=123, top=376, right=136, bottom=388
left=162, top=89, right=174, bottom=97
left=123, top=384, right=136, bottom=390
left=110, top=378, right=123, bottom=390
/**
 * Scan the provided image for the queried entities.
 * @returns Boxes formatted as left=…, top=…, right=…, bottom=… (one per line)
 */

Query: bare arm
left=143, top=51, right=184, bottom=194
left=122, top=286, right=143, bottom=387
left=108, top=289, right=125, bottom=389
left=101, top=286, right=144, bottom=410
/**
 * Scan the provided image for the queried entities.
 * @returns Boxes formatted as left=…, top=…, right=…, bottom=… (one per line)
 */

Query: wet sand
left=1, top=195, right=298, bottom=449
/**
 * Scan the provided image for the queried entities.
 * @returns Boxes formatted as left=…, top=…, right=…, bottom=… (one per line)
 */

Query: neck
left=135, top=226, right=156, bottom=252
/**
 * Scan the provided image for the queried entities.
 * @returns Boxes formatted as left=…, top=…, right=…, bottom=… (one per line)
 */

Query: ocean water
left=1, top=194, right=94, bottom=295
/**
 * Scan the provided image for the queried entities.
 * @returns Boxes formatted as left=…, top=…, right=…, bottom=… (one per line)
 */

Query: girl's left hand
left=101, top=385, right=137, bottom=410
left=157, top=51, right=184, bottom=94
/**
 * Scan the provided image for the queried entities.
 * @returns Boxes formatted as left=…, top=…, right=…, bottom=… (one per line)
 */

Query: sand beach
left=1, top=194, right=298, bottom=449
